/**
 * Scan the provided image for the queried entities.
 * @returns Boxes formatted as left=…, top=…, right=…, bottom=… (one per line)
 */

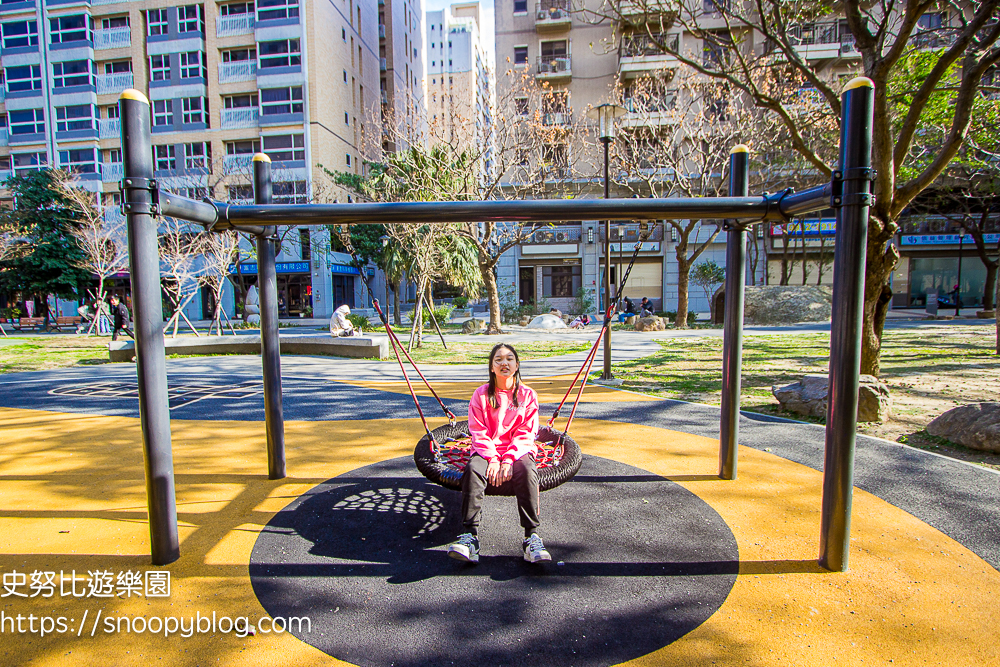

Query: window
left=258, top=39, right=300, bottom=68
left=50, top=15, right=89, bottom=44
left=58, top=148, right=96, bottom=173
left=223, top=47, right=256, bottom=62
left=224, top=93, right=257, bottom=108
left=346, top=153, right=351, bottom=166
left=178, top=5, right=204, bottom=33
left=104, top=148, right=122, bottom=163
left=1, top=21, right=38, bottom=49
left=181, top=97, right=206, bottom=124
left=540, top=40, right=567, bottom=58
left=299, top=229, right=311, bottom=260
left=257, top=0, right=298, bottom=21
left=226, top=139, right=259, bottom=154
left=147, top=9, right=168, bottom=35
left=513, top=45, right=528, bottom=65
left=262, top=134, right=304, bottom=161
left=150, top=55, right=171, bottom=81
left=152, top=99, right=173, bottom=126
left=260, top=86, right=303, bottom=115
left=5, top=65, right=42, bottom=92
left=153, top=145, right=176, bottom=171
left=344, top=111, right=349, bottom=124
left=229, top=184, right=253, bottom=201
left=104, top=60, right=132, bottom=74
left=542, top=265, right=580, bottom=298
left=9, top=109, right=44, bottom=135
left=180, top=51, right=205, bottom=79
left=221, top=2, right=255, bottom=16
left=273, top=181, right=307, bottom=204
left=513, top=0, right=527, bottom=12
left=342, top=27, right=346, bottom=41
left=514, top=97, right=529, bottom=115
left=184, top=142, right=210, bottom=169
left=13, top=152, right=46, bottom=173
left=702, top=31, right=731, bottom=69
left=101, top=16, right=129, bottom=30
left=56, top=105, right=94, bottom=132
left=105, top=104, right=119, bottom=119
left=52, top=60, right=91, bottom=88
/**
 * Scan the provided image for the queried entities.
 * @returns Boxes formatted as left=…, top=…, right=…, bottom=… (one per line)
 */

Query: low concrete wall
left=109, top=335, right=389, bottom=362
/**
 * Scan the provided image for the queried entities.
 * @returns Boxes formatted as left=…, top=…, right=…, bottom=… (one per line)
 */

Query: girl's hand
left=486, top=458, right=501, bottom=486
left=499, top=460, right=513, bottom=484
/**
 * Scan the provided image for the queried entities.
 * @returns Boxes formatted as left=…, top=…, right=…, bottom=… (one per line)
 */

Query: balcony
left=98, top=117, right=120, bottom=139
left=535, top=0, right=571, bottom=32
left=380, top=57, right=387, bottom=72
left=541, top=111, right=571, bottom=126
left=220, top=107, right=259, bottom=129
left=93, top=26, right=130, bottom=49
left=217, top=13, right=255, bottom=37
left=101, top=162, right=123, bottom=182
left=619, top=33, right=679, bottom=75
left=0, top=129, right=8, bottom=146
left=535, top=55, right=571, bottom=82
left=223, top=153, right=254, bottom=174
left=96, top=71, right=133, bottom=95
left=621, top=91, right=678, bottom=127
left=378, top=24, right=385, bottom=39
left=219, top=60, right=257, bottom=83
left=784, top=21, right=854, bottom=61
left=103, top=206, right=124, bottom=223
left=0, top=87, right=4, bottom=102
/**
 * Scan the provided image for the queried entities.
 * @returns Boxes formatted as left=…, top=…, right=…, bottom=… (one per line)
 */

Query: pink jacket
left=468, top=383, right=539, bottom=462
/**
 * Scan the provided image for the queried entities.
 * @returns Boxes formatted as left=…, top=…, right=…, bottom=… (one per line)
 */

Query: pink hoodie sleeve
left=502, top=387, right=539, bottom=462
left=468, top=385, right=500, bottom=460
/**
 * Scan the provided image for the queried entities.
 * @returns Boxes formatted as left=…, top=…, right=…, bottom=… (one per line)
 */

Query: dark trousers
left=112, top=326, right=133, bottom=341
left=461, top=454, right=540, bottom=537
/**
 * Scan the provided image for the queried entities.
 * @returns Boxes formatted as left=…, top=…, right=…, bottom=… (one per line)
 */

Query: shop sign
left=331, top=263, right=360, bottom=275
left=901, top=233, right=1000, bottom=246
left=228, top=261, right=311, bottom=274
left=772, top=220, right=837, bottom=236
left=609, top=242, right=659, bottom=252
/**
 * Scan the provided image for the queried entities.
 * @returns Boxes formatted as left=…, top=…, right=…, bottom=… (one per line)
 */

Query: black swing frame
left=116, top=78, right=874, bottom=572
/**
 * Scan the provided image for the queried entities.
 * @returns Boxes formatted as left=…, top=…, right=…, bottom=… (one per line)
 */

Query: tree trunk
left=481, top=263, right=502, bottom=335
left=408, top=276, right=425, bottom=351
left=392, top=279, right=401, bottom=326
left=675, top=258, right=691, bottom=328
left=860, top=227, right=900, bottom=377
left=984, top=262, right=997, bottom=312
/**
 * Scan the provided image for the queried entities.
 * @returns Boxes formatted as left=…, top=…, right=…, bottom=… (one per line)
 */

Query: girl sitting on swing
left=447, top=343, right=552, bottom=564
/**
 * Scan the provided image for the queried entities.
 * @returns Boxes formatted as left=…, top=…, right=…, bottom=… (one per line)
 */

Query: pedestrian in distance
left=109, top=294, right=134, bottom=341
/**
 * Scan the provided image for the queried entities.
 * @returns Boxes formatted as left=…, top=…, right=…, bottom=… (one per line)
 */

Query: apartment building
left=0, top=0, right=417, bottom=319
left=379, top=0, right=424, bottom=152
left=425, top=2, right=493, bottom=179
left=494, top=1, right=979, bottom=315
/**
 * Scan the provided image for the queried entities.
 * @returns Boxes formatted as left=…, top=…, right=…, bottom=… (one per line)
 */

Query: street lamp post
left=587, top=103, right=626, bottom=380
left=955, top=227, right=965, bottom=317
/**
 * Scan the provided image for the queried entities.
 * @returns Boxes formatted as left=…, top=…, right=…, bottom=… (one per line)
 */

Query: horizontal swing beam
left=153, top=184, right=832, bottom=232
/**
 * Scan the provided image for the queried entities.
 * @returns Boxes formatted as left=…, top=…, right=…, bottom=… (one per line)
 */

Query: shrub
left=664, top=310, right=698, bottom=326
left=570, top=287, right=595, bottom=316
left=421, top=304, right=454, bottom=325
left=452, top=296, right=469, bottom=309
left=346, top=313, right=370, bottom=331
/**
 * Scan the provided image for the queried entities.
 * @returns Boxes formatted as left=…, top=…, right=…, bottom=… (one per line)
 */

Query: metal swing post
left=254, top=154, right=286, bottom=480
left=119, top=89, right=180, bottom=565
left=819, top=77, right=875, bottom=572
left=719, top=145, right=749, bottom=480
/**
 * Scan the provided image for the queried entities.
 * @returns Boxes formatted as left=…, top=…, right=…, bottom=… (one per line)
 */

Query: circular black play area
left=250, top=455, right=739, bottom=667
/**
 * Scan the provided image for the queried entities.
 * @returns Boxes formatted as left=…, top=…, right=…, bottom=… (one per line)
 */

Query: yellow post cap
left=119, top=89, right=149, bottom=104
left=843, top=76, right=874, bottom=92
left=252, top=153, right=271, bottom=163
left=730, top=144, right=750, bottom=154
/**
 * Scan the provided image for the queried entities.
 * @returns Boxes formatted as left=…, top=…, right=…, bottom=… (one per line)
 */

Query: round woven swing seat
left=414, top=420, right=583, bottom=495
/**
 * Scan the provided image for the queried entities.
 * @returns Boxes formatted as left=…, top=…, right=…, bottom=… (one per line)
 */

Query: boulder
left=745, top=286, right=833, bottom=325
left=461, top=318, right=485, bottom=334
left=526, top=313, right=567, bottom=329
left=519, top=315, right=532, bottom=326
left=926, top=403, right=1000, bottom=453
left=634, top=316, right=665, bottom=332
left=772, top=374, right=891, bottom=423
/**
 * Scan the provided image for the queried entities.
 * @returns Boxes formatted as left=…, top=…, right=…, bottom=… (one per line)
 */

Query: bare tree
left=582, top=0, right=1000, bottom=373
left=158, top=216, right=206, bottom=337
left=197, top=229, right=241, bottom=336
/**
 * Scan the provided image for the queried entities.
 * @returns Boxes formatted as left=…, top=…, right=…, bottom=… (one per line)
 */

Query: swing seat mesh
left=414, top=420, right=583, bottom=495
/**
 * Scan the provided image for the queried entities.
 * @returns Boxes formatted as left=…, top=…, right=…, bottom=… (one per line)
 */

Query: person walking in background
left=109, top=295, right=133, bottom=341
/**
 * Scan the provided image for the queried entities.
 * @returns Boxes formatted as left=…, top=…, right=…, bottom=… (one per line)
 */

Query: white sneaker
left=523, top=534, right=551, bottom=563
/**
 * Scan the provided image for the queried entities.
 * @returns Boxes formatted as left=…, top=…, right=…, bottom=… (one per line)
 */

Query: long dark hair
left=487, top=343, right=522, bottom=409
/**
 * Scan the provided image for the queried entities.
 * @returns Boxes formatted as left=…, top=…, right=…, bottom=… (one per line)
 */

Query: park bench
left=51, top=316, right=83, bottom=331
left=11, top=317, right=45, bottom=331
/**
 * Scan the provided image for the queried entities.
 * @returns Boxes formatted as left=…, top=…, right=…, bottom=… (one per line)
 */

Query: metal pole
left=955, top=233, right=963, bottom=317
left=719, top=145, right=749, bottom=480
left=819, top=77, right=875, bottom=572
left=119, top=89, right=179, bottom=565
left=254, top=154, right=286, bottom=480
left=602, top=138, right=613, bottom=380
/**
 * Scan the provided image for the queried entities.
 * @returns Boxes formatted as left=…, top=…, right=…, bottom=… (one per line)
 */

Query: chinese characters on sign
left=2, top=570, right=170, bottom=598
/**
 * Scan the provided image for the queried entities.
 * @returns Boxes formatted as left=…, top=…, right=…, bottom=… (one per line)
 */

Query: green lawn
left=0, top=337, right=110, bottom=373
left=392, top=340, right=592, bottom=364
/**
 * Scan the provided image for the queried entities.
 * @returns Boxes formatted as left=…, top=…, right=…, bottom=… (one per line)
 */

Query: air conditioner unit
left=555, top=231, right=568, bottom=242
left=537, top=11, right=548, bottom=20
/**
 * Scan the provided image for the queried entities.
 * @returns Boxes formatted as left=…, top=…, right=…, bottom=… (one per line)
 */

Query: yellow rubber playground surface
left=1, top=377, right=998, bottom=666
